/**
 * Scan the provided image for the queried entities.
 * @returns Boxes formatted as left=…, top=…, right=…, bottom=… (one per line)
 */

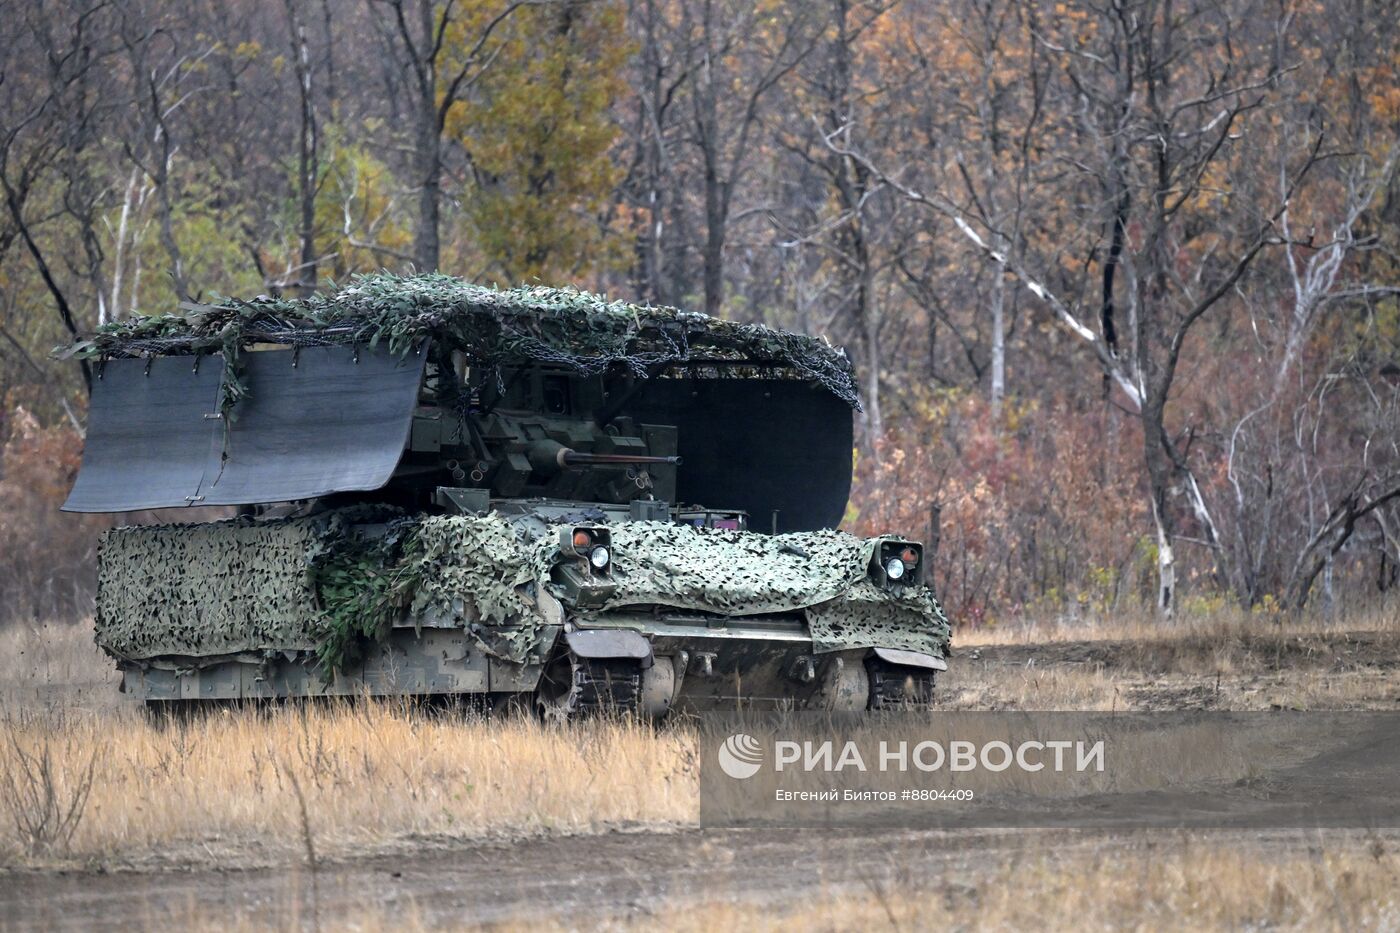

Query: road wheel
left=866, top=657, right=937, bottom=709
left=534, top=651, right=642, bottom=722
left=805, top=654, right=870, bottom=712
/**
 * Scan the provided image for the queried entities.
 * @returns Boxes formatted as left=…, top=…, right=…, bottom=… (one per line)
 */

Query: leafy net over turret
left=58, top=272, right=860, bottom=408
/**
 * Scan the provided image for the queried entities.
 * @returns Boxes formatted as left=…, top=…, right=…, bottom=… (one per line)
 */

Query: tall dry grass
left=0, top=621, right=698, bottom=867
left=943, top=606, right=1400, bottom=712
left=0, top=616, right=114, bottom=689
left=0, top=703, right=697, bottom=866
left=2, top=613, right=1397, bottom=868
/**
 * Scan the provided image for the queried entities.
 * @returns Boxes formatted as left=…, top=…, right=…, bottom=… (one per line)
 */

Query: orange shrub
left=848, top=390, right=1151, bottom=628
left=0, top=401, right=112, bottom=624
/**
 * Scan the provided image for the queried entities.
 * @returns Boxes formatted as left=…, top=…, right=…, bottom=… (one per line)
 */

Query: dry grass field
left=0, top=704, right=696, bottom=865
left=0, top=622, right=696, bottom=865
left=1, top=610, right=1398, bottom=929
left=950, top=598, right=1400, bottom=646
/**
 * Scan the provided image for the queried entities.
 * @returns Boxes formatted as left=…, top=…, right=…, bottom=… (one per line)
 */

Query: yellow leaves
left=999, top=396, right=1037, bottom=434
left=439, top=0, right=630, bottom=282
left=312, top=127, right=413, bottom=279
left=1359, top=60, right=1400, bottom=123
left=1369, top=85, right=1400, bottom=123
left=1187, top=159, right=1233, bottom=216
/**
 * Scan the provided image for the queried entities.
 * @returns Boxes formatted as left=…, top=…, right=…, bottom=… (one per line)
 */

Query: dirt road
left=3, top=825, right=1376, bottom=930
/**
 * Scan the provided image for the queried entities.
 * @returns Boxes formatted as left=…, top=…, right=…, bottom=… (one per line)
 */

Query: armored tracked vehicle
left=61, top=274, right=951, bottom=717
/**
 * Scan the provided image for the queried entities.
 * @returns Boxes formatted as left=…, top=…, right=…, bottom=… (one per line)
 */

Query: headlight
left=560, top=525, right=613, bottom=576
left=871, top=539, right=922, bottom=586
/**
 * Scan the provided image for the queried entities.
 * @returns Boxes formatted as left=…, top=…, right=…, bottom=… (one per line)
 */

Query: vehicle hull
left=123, top=613, right=943, bottom=715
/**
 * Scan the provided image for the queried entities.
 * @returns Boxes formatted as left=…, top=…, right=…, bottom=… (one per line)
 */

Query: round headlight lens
left=884, top=556, right=906, bottom=581
left=589, top=545, right=611, bottom=570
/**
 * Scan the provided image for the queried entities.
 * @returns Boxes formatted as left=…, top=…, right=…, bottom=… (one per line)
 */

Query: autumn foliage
left=850, top=392, right=1150, bottom=626
left=0, top=401, right=110, bottom=624
left=3, top=0, right=1400, bottom=625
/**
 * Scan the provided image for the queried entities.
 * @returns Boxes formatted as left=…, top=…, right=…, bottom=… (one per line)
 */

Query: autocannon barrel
left=524, top=439, right=681, bottom=475
left=559, top=450, right=682, bottom=467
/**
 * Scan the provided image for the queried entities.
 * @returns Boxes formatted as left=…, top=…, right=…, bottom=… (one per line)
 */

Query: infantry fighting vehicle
left=61, top=274, right=951, bottom=718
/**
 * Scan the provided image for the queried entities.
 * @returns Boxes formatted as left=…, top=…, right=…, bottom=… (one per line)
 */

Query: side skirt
left=124, top=628, right=546, bottom=702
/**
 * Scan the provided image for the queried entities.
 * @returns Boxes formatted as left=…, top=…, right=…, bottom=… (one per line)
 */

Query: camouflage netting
left=578, top=523, right=951, bottom=656
left=96, top=509, right=550, bottom=668
left=593, top=523, right=866, bottom=614
left=58, top=272, right=860, bottom=408
left=402, top=515, right=550, bottom=665
left=96, top=515, right=329, bottom=660
left=96, top=512, right=948, bottom=670
left=806, top=581, right=952, bottom=658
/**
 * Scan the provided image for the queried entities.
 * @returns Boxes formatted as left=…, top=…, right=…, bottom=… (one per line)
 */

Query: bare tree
left=681, top=0, right=818, bottom=317
left=917, top=0, right=1048, bottom=416
left=831, top=0, right=1339, bottom=614
left=4, top=0, right=1400, bottom=622
left=0, top=0, right=128, bottom=395
left=771, top=0, right=904, bottom=444
left=284, top=0, right=322, bottom=296
left=620, top=0, right=693, bottom=304
left=116, top=3, right=219, bottom=302
left=1222, top=10, right=1400, bottom=609
left=367, top=0, right=525, bottom=271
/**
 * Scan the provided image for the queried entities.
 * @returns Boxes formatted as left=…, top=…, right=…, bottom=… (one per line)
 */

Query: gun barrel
left=560, top=450, right=682, bottom=467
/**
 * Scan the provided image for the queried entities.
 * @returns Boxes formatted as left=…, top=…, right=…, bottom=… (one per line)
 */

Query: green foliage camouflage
left=58, top=272, right=861, bottom=408
left=305, top=509, right=419, bottom=673
left=400, top=515, right=553, bottom=665
left=95, top=512, right=950, bottom=672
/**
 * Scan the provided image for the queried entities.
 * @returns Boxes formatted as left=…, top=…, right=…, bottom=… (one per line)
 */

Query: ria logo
left=717, top=733, right=764, bottom=779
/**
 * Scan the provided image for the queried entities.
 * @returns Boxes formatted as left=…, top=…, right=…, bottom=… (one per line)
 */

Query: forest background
left=2, top=0, right=1399, bottom=630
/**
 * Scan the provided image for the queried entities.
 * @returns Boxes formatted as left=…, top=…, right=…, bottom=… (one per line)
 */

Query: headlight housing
left=871, top=539, right=922, bottom=586
left=560, top=525, right=612, bottom=576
